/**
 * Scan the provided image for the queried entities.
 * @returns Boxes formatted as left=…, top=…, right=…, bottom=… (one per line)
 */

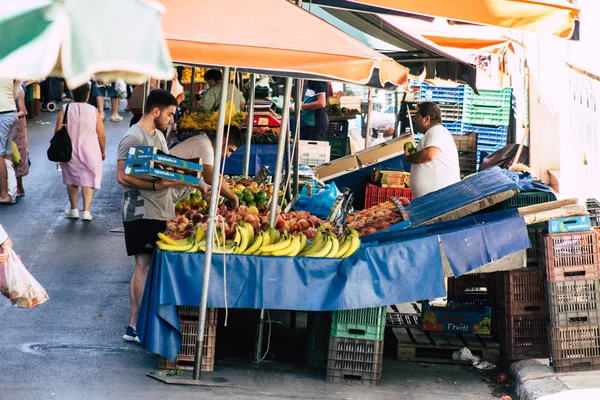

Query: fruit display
left=326, top=104, right=360, bottom=116
left=177, top=110, right=247, bottom=133
left=345, top=200, right=410, bottom=237
left=251, top=127, right=280, bottom=144
left=180, top=67, right=206, bottom=83
left=156, top=222, right=360, bottom=258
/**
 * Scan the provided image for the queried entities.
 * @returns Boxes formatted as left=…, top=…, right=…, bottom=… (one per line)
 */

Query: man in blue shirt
left=299, top=80, right=329, bottom=141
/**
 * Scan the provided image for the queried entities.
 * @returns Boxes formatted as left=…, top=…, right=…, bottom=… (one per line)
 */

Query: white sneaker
left=110, top=114, right=123, bottom=122
left=65, top=209, right=79, bottom=219
left=81, top=211, right=92, bottom=221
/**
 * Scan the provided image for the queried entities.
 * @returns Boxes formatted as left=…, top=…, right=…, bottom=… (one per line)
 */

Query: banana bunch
left=241, top=227, right=306, bottom=257
left=156, top=226, right=205, bottom=252
left=299, top=227, right=360, bottom=258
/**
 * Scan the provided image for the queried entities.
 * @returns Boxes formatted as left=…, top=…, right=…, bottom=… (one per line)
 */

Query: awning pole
left=243, top=74, right=256, bottom=177
left=193, top=67, right=231, bottom=380
left=393, top=92, right=399, bottom=138
left=364, top=88, right=373, bottom=150
left=293, top=79, right=303, bottom=197
left=254, top=77, right=293, bottom=362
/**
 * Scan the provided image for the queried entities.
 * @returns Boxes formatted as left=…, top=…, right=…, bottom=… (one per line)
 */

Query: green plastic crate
left=327, top=137, right=349, bottom=159
left=465, top=87, right=512, bottom=108
left=306, top=318, right=331, bottom=368
left=463, top=103, right=511, bottom=126
left=501, top=191, right=556, bottom=210
left=331, top=307, right=386, bottom=341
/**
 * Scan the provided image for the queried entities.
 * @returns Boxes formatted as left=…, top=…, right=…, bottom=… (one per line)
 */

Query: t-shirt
left=0, top=224, right=8, bottom=244
left=197, top=82, right=244, bottom=114
left=0, top=78, right=16, bottom=113
left=300, top=81, right=328, bottom=133
left=169, top=134, right=214, bottom=166
left=117, top=124, right=175, bottom=222
left=410, top=124, right=460, bottom=198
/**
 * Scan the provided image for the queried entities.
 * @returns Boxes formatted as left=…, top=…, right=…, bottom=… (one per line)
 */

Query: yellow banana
left=240, top=221, right=255, bottom=246
left=326, top=236, right=340, bottom=258
left=298, top=232, right=307, bottom=253
left=335, top=235, right=352, bottom=257
left=303, top=229, right=323, bottom=251
left=260, top=235, right=292, bottom=253
left=268, top=227, right=280, bottom=244
left=236, top=226, right=251, bottom=254
left=271, top=235, right=301, bottom=256
left=243, top=232, right=264, bottom=255
left=342, top=235, right=361, bottom=258
left=233, top=227, right=242, bottom=246
left=185, top=241, right=201, bottom=253
left=194, top=226, right=205, bottom=243
left=305, top=237, right=333, bottom=258
left=213, top=244, right=237, bottom=254
left=157, top=240, right=195, bottom=252
left=157, top=232, right=190, bottom=246
left=302, top=232, right=325, bottom=254
left=261, top=230, right=271, bottom=247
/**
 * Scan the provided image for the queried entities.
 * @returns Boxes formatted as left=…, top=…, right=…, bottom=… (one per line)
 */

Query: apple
left=290, top=222, right=300, bottom=232
left=185, top=223, right=194, bottom=231
left=184, top=209, right=196, bottom=220
left=192, top=213, right=203, bottom=224
left=260, top=222, right=270, bottom=232
left=275, top=217, right=286, bottom=230
left=177, top=216, right=189, bottom=226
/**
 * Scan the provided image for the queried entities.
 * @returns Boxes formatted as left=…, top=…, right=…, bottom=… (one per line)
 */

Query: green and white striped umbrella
left=0, top=0, right=173, bottom=87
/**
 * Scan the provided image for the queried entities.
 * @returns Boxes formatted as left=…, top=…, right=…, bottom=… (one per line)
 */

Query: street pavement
left=0, top=108, right=516, bottom=399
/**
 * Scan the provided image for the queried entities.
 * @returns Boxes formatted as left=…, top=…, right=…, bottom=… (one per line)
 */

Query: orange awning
left=160, top=0, right=408, bottom=88
left=319, top=0, right=579, bottom=38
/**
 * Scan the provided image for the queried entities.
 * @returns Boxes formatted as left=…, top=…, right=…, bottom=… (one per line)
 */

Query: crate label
left=549, top=216, right=592, bottom=233
left=421, top=303, right=491, bottom=334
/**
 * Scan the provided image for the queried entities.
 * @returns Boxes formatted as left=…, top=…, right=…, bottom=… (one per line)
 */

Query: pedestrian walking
left=12, top=83, right=28, bottom=196
left=0, top=78, right=18, bottom=204
left=54, top=83, right=106, bottom=221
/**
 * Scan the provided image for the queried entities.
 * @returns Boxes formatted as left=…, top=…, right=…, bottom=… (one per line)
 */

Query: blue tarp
left=405, top=167, right=520, bottom=226
left=136, top=211, right=529, bottom=361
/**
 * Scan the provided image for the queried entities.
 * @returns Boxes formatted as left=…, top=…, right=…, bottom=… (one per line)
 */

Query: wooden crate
left=392, top=326, right=499, bottom=364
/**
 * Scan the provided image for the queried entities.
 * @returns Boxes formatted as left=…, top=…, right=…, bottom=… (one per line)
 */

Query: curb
left=509, top=359, right=568, bottom=400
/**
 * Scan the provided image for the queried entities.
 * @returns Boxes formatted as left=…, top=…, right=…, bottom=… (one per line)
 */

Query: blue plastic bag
left=293, top=180, right=341, bottom=220
left=501, top=170, right=553, bottom=193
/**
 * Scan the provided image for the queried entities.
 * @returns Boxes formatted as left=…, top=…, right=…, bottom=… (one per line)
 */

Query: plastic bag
left=0, top=248, right=49, bottom=308
left=4, top=159, right=17, bottom=203
left=292, top=179, right=341, bottom=220
left=114, top=79, right=128, bottom=99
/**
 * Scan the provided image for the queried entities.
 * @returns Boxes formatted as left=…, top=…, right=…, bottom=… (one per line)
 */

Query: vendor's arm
left=0, top=225, right=12, bottom=263
left=202, top=165, right=240, bottom=208
left=301, top=93, right=326, bottom=110
left=404, top=146, right=441, bottom=164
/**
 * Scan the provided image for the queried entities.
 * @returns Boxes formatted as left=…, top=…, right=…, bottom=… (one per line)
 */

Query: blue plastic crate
left=442, top=120, right=464, bottom=135
left=477, top=144, right=502, bottom=163
left=419, top=82, right=465, bottom=103
left=463, top=123, right=508, bottom=147
left=465, top=87, right=513, bottom=108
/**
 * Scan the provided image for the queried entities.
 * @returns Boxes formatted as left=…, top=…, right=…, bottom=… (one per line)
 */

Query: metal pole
left=364, top=88, right=373, bottom=150
left=254, top=77, right=293, bottom=362
left=293, top=79, right=303, bottom=197
left=393, top=92, right=399, bottom=138
left=142, top=80, right=150, bottom=112
left=193, top=67, right=231, bottom=380
left=189, top=67, right=196, bottom=111
left=243, top=75, right=256, bottom=177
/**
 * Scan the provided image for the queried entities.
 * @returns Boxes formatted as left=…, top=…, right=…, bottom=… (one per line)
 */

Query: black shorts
left=123, top=219, right=167, bottom=256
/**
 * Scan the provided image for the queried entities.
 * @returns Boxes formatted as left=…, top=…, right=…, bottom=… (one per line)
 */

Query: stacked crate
left=493, top=269, right=549, bottom=360
left=327, top=307, right=386, bottom=385
left=452, top=132, right=478, bottom=176
left=546, top=229, right=600, bottom=372
left=327, top=120, right=349, bottom=161
left=306, top=311, right=331, bottom=368
left=416, top=83, right=512, bottom=167
left=587, top=199, right=600, bottom=227
left=157, top=307, right=218, bottom=371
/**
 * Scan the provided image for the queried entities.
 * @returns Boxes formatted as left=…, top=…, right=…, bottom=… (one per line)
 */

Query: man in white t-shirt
left=169, top=126, right=244, bottom=208
left=404, top=102, right=460, bottom=198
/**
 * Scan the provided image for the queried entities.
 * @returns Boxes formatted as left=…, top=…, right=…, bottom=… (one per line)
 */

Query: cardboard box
left=421, top=302, right=492, bottom=335
left=124, top=160, right=202, bottom=185
left=126, top=146, right=203, bottom=173
left=355, top=135, right=414, bottom=167
left=315, top=154, right=359, bottom=181
left=548, top=215, right=592, bottom=233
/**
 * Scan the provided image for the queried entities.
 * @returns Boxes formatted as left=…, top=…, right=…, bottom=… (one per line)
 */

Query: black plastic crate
left=327, top=120, right=349, bottom=139
left=306, top=312, right=331, bottom=368
left=497, top=311, right=549, bottom=360
left=327, top=337, right=383, bottom=385
left=527, top=224, right=547, bottom=268
left=587, top=199, right=600, bottom=227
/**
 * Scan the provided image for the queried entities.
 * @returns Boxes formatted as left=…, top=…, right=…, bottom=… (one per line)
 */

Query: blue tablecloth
left=137, top=211, right=529, bottom=360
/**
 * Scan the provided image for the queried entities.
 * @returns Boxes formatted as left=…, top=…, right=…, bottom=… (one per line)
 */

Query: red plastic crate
left=497, top=269, right=547, bottom=315
left=545, top=231, right=600, bottom=282
left=497, top=311, right=549, bottom=360
left=364, top=183, right=413, bottom=209
left=158, top=308, right=218, bottom=371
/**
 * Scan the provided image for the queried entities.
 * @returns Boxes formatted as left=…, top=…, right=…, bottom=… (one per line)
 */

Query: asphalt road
left=0, top=108, right=514, bottom=400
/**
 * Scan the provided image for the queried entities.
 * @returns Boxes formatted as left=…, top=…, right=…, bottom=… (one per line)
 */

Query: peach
left=185, top=223, right=194, bottom=231
left=177, top=223, right=188, bottom=232
left=192, top=213, right=203, bottom=224
left=184, top=209, right=196, bottom=220
left=238, top=205, right=249, bottom=217
left=248, top=220, right=260, bottom=231
left=296, top=211, right=309, bottom=220
left=260, top=222, right=270, bottom=232
left=177, top=216, right=189, bottom=226
left=275, top=217, right=286, bottom=230
left=244, top=214, right=257, bottom=224
left=183, top=230, right=193, bottom=238
left=298, top=219, right=310, bottom=231
left=225, top=213, right=237, bottom=224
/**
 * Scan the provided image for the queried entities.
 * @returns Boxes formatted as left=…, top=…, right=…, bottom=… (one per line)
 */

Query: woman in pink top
left=54, top=84, right=106, bottom=221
